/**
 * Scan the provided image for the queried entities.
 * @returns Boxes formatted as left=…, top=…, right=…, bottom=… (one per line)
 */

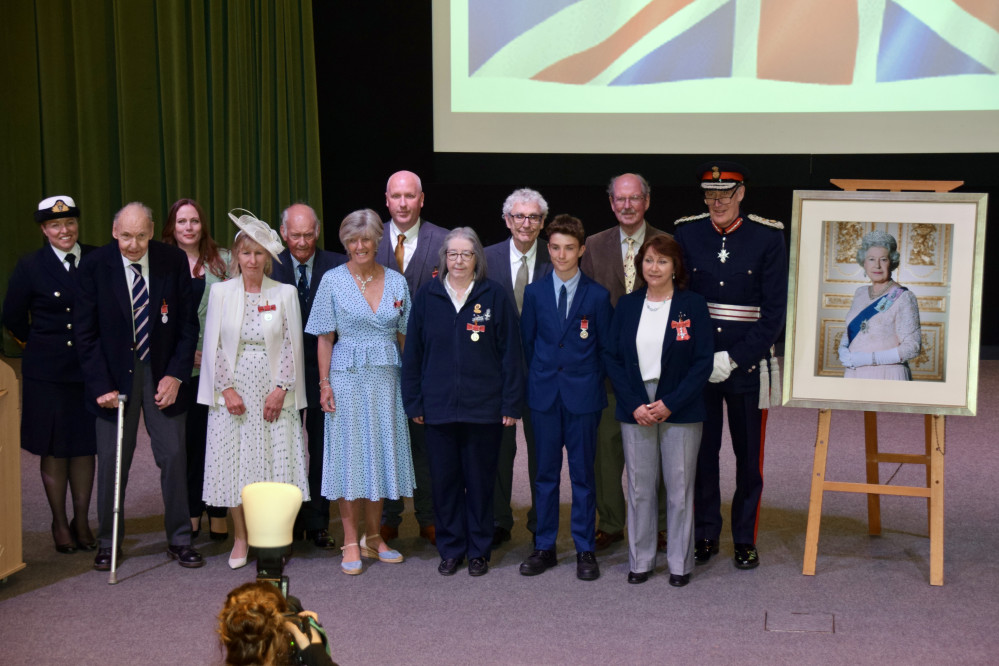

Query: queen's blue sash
left=846, top=286, right=908, bottom=344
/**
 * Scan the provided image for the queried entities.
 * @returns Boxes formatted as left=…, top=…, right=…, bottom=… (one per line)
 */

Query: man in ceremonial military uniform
left=673, top=162, right=786, bottom=570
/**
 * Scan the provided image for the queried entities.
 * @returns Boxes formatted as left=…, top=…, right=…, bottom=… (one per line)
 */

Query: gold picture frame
left=783, top=190, right=988, bottom=415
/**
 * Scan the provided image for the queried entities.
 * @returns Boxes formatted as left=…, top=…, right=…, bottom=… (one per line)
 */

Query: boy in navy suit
left=518, top=215, right=613, bottom=581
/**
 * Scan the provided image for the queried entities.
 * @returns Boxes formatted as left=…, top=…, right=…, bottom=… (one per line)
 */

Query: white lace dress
left=842, top=285, right=921, bottom=381
left=202, top=290, right=309, bottom=507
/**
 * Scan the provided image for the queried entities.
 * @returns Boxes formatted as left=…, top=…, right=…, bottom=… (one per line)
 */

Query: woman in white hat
left=198, top=210, right=310, bottom=568
left=3, top=195, right=98, bottom=553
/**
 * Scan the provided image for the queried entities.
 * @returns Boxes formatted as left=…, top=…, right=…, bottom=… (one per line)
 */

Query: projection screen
left=433, top=0, right=999, bottom=154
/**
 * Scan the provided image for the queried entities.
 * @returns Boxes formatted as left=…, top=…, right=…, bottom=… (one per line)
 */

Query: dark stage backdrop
left=313, top=3, right=998, bottom=350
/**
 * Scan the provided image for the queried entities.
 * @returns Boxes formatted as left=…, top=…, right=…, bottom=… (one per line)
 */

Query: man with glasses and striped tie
left=673, top=162, right=787, bottom=571
left=76, top=201, right=202, bottom=572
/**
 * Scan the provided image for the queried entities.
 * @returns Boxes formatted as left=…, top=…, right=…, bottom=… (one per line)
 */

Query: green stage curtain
left=0, top=0, right=322, bottom=353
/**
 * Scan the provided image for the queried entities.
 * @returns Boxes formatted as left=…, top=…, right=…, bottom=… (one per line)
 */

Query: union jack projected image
left=455, top=0, right=999, bottom=114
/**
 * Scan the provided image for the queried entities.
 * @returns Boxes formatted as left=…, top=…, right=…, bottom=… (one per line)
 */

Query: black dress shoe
left=657, top=530, right=668, bottom=553
left=52, top=522, right=76, bottom=554
left=468, top=557, right=489, bottom=576
left=492, top=526, right=511, bottom=547
left=694, top=538, right=719, bottom=565
left=669, top=573, right=690, bottom=587
left=627, top=570, right=649, bottom=584
left=306, top=529, right=337, bottom=550
left=438, top=557, right=463, bottom=576
left=167, top=545, right=206, bottom=568
left=594, top=530, right=624, bottom=551
left=733, top=543, right=760, bottom=569
left=519, top=549, right=557, bottom=576
left=93, top=547, right=122, bottom=571
left=576, top=551, right=600, bottom=581
left=71, top=517, right=98, bottom=551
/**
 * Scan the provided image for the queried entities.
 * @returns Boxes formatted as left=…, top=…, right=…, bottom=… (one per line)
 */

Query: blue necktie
left=558, top=284, right=567, bottom=326
left=130, top=263, right=150, bottom=361
left=297, top=264, right=309, bottom=310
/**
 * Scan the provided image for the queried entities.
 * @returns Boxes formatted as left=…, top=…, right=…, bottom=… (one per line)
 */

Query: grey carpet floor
left=2, top=362, right=999, bottom=665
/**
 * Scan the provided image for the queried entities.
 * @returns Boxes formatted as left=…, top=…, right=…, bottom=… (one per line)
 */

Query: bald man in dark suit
left=376, top=170, right=449, bottom=544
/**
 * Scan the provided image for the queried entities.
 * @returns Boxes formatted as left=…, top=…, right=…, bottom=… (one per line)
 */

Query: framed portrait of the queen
left=783, top=190, right=987, bottom=415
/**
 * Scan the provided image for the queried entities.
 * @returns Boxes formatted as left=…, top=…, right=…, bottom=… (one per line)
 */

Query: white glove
left=708, top=351, right=733, bottom=383
left=838, top=346, right=853, bottom=368
left=850, top=351, right=875, bottom=367
left=874, top=348, right=901, bottom=366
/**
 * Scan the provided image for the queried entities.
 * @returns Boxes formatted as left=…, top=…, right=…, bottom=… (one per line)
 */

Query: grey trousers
left=95, top=359, right=190, bottom=548
left=620, top=383, right=701, bottom=575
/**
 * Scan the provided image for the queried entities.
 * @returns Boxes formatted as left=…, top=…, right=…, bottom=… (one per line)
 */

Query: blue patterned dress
left=305, top=265, right=415, bottom=501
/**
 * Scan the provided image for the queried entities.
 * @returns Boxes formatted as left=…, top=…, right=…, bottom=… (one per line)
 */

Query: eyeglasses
left=507, top=213, right=543, bottom=224
left=612, top=194, right=647, bottom=206
left=703, top=185, right=740, bottom=205
left=446, top=251, right=474, bottom=261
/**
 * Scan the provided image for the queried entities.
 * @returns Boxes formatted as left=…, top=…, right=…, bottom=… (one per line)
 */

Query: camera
left=283, top=595, right=330, bottom=664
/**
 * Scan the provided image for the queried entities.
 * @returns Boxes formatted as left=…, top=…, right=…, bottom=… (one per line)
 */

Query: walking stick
left=109, top=394, right=128, bottom=585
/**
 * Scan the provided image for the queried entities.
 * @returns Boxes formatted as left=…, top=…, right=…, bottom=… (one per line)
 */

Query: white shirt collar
left=390, top=218, right=421, bottom=245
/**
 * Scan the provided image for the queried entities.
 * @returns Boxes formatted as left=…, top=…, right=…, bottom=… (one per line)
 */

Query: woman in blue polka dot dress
left=306, top=208, right=415, bottom=575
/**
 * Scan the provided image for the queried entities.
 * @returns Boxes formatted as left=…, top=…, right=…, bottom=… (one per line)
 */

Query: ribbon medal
left=394, top=299, right=404, bottom=309
left=259, top=301, right=276, bottom=321
left=671, top=314, right=691, bottom=341
left=466, top=322, right=485, bottom=341
left=160, top=299, right=169, bottom=324
left=580, top=316, right=589, bottom=339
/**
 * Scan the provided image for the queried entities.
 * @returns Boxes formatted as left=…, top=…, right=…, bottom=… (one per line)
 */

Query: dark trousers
left=693, top=383, right=765, bottom=544
left=532, top=404, right=600, bottom=553
left=425, top=422, right=503, bottom=561
left=493, top=410, right=537, bottom=533
left=295, top=406, right=330, bottom=533
left=184, top=378, right=225, bottom=520
left=95, top=359, right=189, bottom=548
left=382, top=419, right=434, bottom=528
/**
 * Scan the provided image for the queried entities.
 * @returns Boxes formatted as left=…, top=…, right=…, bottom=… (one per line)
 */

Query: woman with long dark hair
left=162, top=198, right=230, bottom=539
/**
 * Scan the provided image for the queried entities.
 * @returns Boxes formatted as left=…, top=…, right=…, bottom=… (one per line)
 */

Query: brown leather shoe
left=380, top=524, right=399, bottom=542
left=419, top=524, right=437, bottom=545
left=594, top=529, right=624, bottom=551
left=657, top=530, right=668, bottom=553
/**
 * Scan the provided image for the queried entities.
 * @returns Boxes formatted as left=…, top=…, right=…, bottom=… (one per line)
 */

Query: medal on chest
left=160, top=299, right=169, bottom=324
left=258, top=301, right=276, bottom=321
left=671, top=313, right=691, bottom=341
left=580, top=316, right=589, bottom=339
left=713, top=217, right=742, bottom=264
left=468, top=307, right=491, bottom=341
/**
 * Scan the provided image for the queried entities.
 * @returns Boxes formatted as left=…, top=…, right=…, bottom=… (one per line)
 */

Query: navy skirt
left=20, top=377, right=96, bottom=457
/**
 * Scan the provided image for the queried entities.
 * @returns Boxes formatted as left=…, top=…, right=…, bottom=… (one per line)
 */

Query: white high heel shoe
left=229, top=539, right=249, bottom=569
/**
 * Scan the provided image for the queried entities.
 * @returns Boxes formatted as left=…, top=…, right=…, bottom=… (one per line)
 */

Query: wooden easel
left=801, top=178, right=962, bottom=587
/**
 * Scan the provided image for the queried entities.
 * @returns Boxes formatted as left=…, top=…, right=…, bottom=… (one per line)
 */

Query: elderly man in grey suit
left=579, top=173, right=670, bottom=552
left=376, top=169, right=449, bottom=545
left=483, top=187, right=552, bottom=547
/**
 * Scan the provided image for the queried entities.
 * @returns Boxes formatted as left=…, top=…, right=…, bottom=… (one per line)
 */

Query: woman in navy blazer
left=2, top=195, right=97, bottom=553
left=605, top=235, right=712, bottom=586
left=401, top=227, right=524, bottom=577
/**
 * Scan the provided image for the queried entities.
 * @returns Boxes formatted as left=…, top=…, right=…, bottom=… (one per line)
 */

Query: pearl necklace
left=868, top=280, right=894, bottom=300
left=644, top=296, right=672, bottom=312
left=354, top=272, right=374, bottom=294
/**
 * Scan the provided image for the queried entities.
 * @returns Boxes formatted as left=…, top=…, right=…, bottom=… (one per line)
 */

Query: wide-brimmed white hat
left=228, top=208, right=284, bottom=263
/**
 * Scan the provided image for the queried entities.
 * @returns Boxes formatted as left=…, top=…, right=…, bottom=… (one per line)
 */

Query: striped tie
left=130, top=263, right=150, bottom=361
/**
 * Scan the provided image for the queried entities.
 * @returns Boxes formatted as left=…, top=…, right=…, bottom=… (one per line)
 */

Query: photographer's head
left=218, top=582, right=291, bottom=665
